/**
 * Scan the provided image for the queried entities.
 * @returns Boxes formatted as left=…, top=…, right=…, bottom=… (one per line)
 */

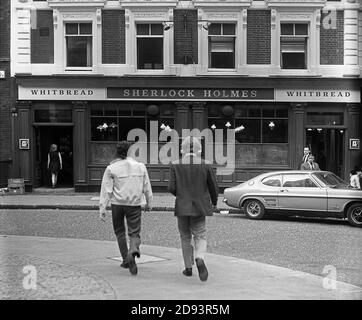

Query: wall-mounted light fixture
left=235, top=125, right=245, bottom=133
left=162, top=19, right=211, bottom=31
left=162, top=21, right=173, bottom=31
left=97, top=123, right=108, bottom=131
left=11, top=107, right=18, bottom=117
left=202, top=22, right=211, bottom=30
left=269, top=121, right=275, bottom=130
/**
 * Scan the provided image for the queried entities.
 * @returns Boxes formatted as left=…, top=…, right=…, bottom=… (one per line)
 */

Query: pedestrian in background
left=47, top=144, right=62, bottom=188
left=300, top=146, right=311, bottom=169
left=349, top=168, right=361, bottom=189
left=301, top=154, right=320, bottom=171
left=99, top=141, right=153, bottom=276
left=168, top=136, right=219, bottom=282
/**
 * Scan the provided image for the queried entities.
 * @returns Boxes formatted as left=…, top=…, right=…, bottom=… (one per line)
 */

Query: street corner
left=0, top=253, right=116, bottom=300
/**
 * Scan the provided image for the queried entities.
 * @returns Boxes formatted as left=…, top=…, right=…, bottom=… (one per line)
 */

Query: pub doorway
left=34, top=126, right=73, bottom=188
left=306, top=128, right=344, bottom=177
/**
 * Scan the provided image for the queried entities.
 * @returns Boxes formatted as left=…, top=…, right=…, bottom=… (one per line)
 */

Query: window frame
left=208, top=104, right=289, bottom=144
left=136, top=23, right=165, bottom=70
left=282, top=174, right=319, bottom=188
left=261, top=175, right=282, bottom=188
left=208, top=23, right=236, bottom=70
left=64, top=22, right=93, bottom=71
left=89, top=104, right=176, bottom=143
left=280, top=22, right=309, bottom=70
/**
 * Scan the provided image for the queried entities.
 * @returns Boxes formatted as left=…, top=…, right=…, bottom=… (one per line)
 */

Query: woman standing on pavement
left=47, top=144, right=62, bottom=188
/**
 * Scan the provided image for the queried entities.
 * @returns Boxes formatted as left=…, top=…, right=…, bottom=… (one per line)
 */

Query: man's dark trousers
left=111, top=204, right=142, bottom=260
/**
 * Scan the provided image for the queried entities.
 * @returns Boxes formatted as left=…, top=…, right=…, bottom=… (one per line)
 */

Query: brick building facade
left=3, top=0, right=362, bottom=191
left=0, top=0, right=12, bottom=187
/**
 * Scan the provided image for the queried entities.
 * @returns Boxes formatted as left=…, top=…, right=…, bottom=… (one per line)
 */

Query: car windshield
left=312, top=172, right=349, bottom=188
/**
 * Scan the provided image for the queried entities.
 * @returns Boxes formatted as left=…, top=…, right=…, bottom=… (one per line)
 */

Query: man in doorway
left=99, top=141, right=153, bottom=276
left=301, top=154, right=321, bottom=171
left=168, top=136, right=219, bottom=282
left=300, top=146, right=311, bottom=169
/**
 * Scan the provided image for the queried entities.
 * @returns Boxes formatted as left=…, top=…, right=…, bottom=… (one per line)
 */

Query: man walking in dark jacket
left=168, top=136, right=219, bottom=282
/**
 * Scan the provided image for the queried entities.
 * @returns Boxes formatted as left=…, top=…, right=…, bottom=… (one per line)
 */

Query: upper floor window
left=136, top=23, right=164, bottom=70
left=65, top=23, right=92, bottom=68
left=280, top=23, right=308, bottom=69
left=208, top=23, right=236, bottom=69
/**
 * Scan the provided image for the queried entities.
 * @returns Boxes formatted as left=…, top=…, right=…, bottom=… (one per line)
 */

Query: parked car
left=223, top=171, right=362, bottom=227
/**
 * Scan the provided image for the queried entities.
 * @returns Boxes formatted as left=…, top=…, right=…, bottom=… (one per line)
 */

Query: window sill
left=198, top=69, right=246, bottom=77
left=65, top=67, right=93, bottom=72
left=270, top=70, right=320, bottom=77
left=207, top=68, right=238, bottom=73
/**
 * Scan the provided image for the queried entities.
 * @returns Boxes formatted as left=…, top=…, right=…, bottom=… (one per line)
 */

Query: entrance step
left=32, top=187, right=76, bottom=195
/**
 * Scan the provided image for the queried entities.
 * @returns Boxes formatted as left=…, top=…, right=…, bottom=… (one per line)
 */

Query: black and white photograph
left=0, top=0, right=361, bottom=309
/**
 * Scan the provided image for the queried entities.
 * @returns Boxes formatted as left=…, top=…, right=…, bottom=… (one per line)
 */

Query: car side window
left=282, top=174, right=318, bottom=188
left=262, top=175, right=282, bottom=187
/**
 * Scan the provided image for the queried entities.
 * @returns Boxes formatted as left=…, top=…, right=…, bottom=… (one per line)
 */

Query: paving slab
left=1, top=235, right=361, bottom=300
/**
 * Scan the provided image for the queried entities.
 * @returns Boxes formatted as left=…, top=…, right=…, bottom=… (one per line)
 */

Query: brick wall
left=174, top=9, right=198, bottom=64
left=102, top=10, right=125, bottom=64
left=359, top=11, right=362, bottom=71
left=320, top=11, right=344, bottom=65
left=0, top=0, right=12, bottom=185
left=247, top=10, right=271, bottom=64
left=31, top=10, right=54, bottom=64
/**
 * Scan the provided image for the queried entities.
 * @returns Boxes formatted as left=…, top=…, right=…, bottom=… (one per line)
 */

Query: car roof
left=253, top=170, right=331, bottom=180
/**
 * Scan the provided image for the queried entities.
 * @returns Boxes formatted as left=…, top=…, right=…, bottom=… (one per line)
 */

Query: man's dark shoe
left=128, top=254, right=138, bottom=275
left=120, top=261, right=129, bottom=269
left=195, top=258, right=208, bottom=282
left=182, top=268, right=192, bottom=277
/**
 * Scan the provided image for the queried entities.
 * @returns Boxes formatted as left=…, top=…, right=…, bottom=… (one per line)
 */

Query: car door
left=278, top=173, right=327, bottom=212
left=260, top=174, right=282, bottom=210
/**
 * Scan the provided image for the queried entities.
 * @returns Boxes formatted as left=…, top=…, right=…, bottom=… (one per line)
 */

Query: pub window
left=208, top=23, right=236, bottom=69
left=90, top=104, right=178, bottom=142
left=208, top=104, right=288, bottom=144
left=148, top=104, right=175, bottom=141
left=34, top=103, right=72, bottom=123
left=137, top=23, right=164, bottom=70
left=306, top=112, right=343, bottom=126
left=65, top=23, right=93, bottom=68
left=280, top=23, right=308, bottom=69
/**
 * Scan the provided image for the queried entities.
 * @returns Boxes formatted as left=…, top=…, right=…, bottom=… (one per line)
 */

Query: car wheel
left=243, top=200, right=265, bottom=220
left=347, top=203, right=362, bottom=228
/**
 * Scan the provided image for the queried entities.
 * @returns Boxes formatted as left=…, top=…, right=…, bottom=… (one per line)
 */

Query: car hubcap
left=247, top=202, right=261, bottom=217
left=351, top=207, right=362, bottom=225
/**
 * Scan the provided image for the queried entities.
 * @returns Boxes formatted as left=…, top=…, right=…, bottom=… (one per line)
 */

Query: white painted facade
left=10, top=0, right=362, bottom=78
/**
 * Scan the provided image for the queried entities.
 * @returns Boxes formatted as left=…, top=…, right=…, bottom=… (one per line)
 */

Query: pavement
left=1, top=188, right=362, bottom=300
left=0, top=188, right=234, bottom=212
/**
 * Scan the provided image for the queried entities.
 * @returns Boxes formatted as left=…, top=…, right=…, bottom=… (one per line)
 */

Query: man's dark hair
left=116, top=141, right=131, bottom=159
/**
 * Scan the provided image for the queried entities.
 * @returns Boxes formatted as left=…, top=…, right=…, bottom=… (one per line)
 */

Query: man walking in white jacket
left=99, top=141, right=153, bottom=275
